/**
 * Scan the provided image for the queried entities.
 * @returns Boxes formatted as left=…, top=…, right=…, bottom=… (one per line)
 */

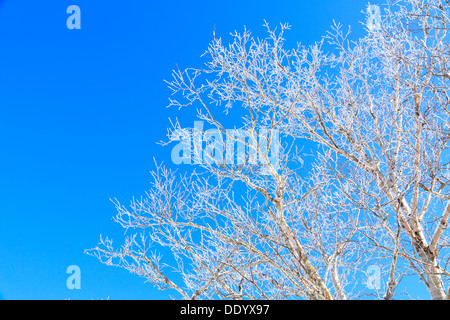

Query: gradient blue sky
left=0, top=0, right=427, bottom=300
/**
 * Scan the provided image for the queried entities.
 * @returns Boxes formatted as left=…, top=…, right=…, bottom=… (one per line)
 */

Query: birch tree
left=87, top=0, right=450, bottom=300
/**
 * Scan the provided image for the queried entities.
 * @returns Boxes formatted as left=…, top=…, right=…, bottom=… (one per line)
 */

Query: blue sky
left=0, top=0, right=424, bottom=300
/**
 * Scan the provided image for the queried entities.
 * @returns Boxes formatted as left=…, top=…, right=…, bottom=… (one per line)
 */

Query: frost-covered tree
left=87, top=0, right=450, bottom=299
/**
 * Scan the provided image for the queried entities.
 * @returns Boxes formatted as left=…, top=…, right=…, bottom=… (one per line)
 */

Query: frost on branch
left=88, top=0, right=450, bottom=300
